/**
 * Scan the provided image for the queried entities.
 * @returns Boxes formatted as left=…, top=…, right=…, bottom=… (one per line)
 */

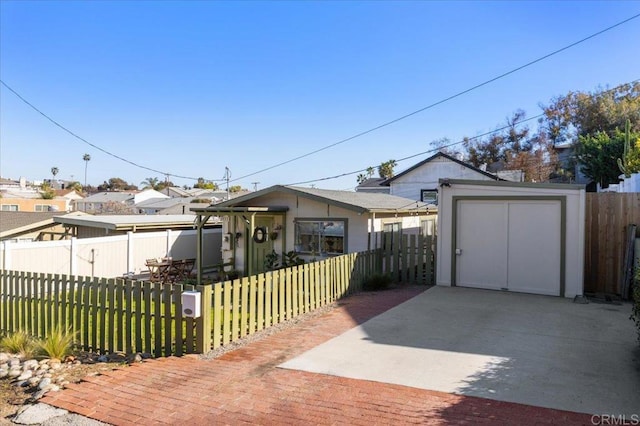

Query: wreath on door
left=252, top=226, right=268, bottom=244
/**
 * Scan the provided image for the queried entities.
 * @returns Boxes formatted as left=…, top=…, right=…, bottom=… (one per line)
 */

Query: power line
left=0, top=80, right=220, bottom=182
left=229, top=12, right=640, bottom=183
left=284, top=78, right=640, bottom=187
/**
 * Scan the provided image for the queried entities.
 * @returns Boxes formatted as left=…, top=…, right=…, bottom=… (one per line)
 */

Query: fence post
left=70, top=237, right=78, bottom=276
left=166, top=229, right=173, bottom=257
left=127, top=231, right=134, bottom=274
left=1, top=241, right=11, bottom=271
left=195, top=285, right=212, bottom=353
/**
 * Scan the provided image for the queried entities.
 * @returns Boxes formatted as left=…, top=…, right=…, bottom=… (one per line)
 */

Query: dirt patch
left=0, top=357, right=126, bottom=423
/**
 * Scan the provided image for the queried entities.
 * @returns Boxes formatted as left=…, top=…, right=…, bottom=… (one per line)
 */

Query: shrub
left=37, top=326, right=76, bottom=359
left=0, top=330, right=37, bottom=358
left=363, top=273, right=393, bottom=291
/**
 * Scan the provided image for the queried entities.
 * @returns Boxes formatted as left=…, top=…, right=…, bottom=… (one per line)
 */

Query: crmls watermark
left=591, top=415, right=640, bottom=425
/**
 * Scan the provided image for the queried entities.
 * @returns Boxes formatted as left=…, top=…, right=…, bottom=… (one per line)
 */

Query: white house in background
left=356, top=152, right=499, bottom=204
left=191, top=185, right=436, bottom=279
left=75, top=189, right=169, bottom=213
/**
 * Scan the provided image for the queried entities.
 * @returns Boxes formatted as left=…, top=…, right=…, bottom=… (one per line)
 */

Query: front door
left=249, top=216, right=274, bottom=275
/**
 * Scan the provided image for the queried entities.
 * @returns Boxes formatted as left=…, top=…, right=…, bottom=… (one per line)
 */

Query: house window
left=35, top=204, right=50, bottom=212
left=420, top=189, right=438, bottom=205
left=1, top=205, right=19, bottom=212
left=294, top=220, right=346, bottom=255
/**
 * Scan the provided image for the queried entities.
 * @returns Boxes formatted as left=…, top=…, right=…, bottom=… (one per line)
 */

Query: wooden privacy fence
left=1, top=241, right=435, bottom=355
left=382, top=233, right=436, bottom=285
left=584, top=193, right=640, bottom=295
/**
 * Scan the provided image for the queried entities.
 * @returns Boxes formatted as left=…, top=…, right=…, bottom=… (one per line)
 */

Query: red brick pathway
left=43, top=286, right=592, bottom=425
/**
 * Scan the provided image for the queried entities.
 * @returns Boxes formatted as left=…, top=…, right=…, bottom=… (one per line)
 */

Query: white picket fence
left=0, top=229, right=222, bottom=278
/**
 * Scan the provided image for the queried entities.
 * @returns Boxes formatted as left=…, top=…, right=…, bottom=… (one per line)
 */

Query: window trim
left=34, top=204, right=51, bottom=212
left=293, top=217, right=348, bottom=256
left=420, top=188, right=438, bottom=205
left=1, top=204, right=19, bottom=212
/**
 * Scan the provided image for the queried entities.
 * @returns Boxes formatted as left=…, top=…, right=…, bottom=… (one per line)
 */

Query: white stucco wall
left=390, top=157, right=495, bottom=200
left=436, top=181, right=585, bottom=298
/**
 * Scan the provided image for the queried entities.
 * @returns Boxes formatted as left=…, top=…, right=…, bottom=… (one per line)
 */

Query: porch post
left=247, top=213, right=256, bottom=276
left=196, top=214, right=203, bottom=285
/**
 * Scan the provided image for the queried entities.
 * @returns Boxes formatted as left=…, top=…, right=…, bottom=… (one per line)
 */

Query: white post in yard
left=1, top=241, right=11, bottom=271
left=166, top=229, right=172, bottom=257
left=127, top=231, right=134, bottom=274
left=70, top=237, right=78, bottom=276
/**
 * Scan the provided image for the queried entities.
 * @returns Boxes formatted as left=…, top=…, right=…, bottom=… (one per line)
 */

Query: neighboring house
left=552, top=144, right=591, bottom=185
left=54, top=214, right=221, bottom=238
left=356, top=152, right=500, bottom=205
left=53, top=189, right=84, bottom=211
left=0, top=177, right=26, bottom=191
left=0, top=191, right=69, bottom=213
left=354, top=178, right=389, bottom=194
left=135, top=197, right=194, bottom=215
left=0, top=211, right=87, bottom=242
left=161, top=186, right=192, bottom=198
left=436, top=179, right=585, bottom=299
left=191, top=185, right=436, bottom=278
left=75, top=189, right=169, bottom=213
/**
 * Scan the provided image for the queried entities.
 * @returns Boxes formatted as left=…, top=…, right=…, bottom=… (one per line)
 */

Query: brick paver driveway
left=43, top=286, right=591, bottom=425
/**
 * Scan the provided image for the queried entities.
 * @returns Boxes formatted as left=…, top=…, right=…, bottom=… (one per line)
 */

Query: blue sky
left=1, top=1, right=639, bottom=191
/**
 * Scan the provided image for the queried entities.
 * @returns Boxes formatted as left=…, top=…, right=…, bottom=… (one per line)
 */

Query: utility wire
left=229, top=12, right=640, bottom=184
left=0, top=80, right=219, bottom=182
left=284, top=78, right=640, bottom=187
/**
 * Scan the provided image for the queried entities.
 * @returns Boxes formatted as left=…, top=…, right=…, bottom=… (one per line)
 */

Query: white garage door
left=456, top=200, right=562, bottom=296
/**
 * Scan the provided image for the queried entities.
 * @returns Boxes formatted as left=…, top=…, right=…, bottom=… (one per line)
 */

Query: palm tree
left=83, top=154, right=91, bottom=189
left=140, top=177, right=160, bottom=190
left=51, top=167, right=59, bottom=187
left=378, top=160, right=397, bottom=179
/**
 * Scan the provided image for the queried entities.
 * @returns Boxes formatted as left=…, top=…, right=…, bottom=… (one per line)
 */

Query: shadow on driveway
left=281, top=286, right=640, bottom=416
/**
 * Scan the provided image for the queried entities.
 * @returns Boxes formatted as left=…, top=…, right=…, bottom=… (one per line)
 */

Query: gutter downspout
left=196, top=214, right=203, bottom=285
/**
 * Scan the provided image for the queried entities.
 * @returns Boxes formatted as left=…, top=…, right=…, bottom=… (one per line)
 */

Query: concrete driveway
left=281, top=286, right=640, bottom=416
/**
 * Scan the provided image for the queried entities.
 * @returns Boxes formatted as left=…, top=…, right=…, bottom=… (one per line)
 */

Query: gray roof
left=54, top=214, right=221, bottom=231
left=135, top=197, right=194, bottom=209
left=0, top=212, right=86, bottom=239
left=214, top=185, right=427, bottom=214
left=80, top=192, right=135, bottom=203
left=161, top=202, right=212, bottom=215
left=356, top=178, right=388, bottom=188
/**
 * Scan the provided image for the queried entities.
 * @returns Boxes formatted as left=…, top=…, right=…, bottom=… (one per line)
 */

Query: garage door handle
left=455, top=248, right=462, bottom=255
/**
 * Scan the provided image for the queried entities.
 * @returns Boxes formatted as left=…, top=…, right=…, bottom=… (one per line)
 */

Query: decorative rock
left=38, top=377, right=52, bottom=390
left=43, top=373, right=52, bottom=378
left=127, top=353, right=143, bottom=364
left=0, top=352, right=10, bottom=362
left=59, top=380, right=69, bottom=387
left=17, top=370, right=33, bottom=381
left=141, top=352, right=153, bottom=359
left=8, top=368, right=22, bottom=379
left=29, top=388, right=48, bottom=401
left=0, top=368, right=8, bottom=379
left=55, top=375, right=65, bottom=383
left=1, top=362, right=9, bottom=370
left=23, top=359, right=39, bottom=370
left=9, top=358, right=21, bottom=368
left=49, top=362, right=62, bottom=370
left=64, top=355, right=76, bottom=363
left=16, top=380, right=28, bottom=387
left=97, top=354, right=109, bottom=363
left=27, top=377, right=41, bottom=387
left=73, top=360, right=82, bottom=365
left=38, top=358, right=50, bottom=365
left=45, top=384, right=60, bottom=392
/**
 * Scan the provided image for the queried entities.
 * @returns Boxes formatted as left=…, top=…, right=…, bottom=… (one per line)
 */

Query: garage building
left=436, top=179, right=586, bottom=298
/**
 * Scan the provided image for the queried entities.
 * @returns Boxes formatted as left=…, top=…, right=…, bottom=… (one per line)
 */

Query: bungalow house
left=191, top=185, right=435, bottom=281
left=356, top=152, right=500, bottom=205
